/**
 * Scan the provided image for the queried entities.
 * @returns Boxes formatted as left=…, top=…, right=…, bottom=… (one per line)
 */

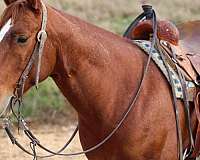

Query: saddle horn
left=123, top=4, right=156, bottom=38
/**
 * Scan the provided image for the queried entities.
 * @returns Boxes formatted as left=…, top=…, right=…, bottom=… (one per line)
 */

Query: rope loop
left=37, top=30, right=47, bottom=42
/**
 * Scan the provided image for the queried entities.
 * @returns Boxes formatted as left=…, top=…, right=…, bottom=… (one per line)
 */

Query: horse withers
left=0, top=0, right=198, bottom=160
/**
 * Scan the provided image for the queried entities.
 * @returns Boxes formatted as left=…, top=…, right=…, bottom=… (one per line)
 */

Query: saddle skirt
left=160, top=41, right=198, bottom=83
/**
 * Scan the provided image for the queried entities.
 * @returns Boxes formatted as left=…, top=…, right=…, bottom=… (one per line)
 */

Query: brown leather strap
left=191, top=92, right=200, bottom=157
left=156, top=42, right=184, bottom=160
left=195, top=92, right=200, bottom=123
left=193, top=126, right=200, bottom=157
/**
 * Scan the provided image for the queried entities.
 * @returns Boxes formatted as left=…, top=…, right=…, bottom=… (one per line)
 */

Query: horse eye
left=16, top=35, right=28, bottom=44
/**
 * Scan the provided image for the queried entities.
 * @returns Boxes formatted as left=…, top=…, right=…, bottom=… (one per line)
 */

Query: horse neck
left=49, top=7, right=145, bottom=126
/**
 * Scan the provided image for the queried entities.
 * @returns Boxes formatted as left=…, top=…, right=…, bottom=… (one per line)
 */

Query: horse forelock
left=0, top=0, right=37, bottom=28
left=1, top=2, right=23, bottom=27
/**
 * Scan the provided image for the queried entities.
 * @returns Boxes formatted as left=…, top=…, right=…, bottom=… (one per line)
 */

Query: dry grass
left=1, top=0, right=200, bottom=33
left=0, top=125, right=87, bottom=160
left=46, top=0, right=200, bottom=31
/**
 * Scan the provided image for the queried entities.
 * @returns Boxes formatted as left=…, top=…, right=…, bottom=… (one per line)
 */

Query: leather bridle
left=0, top=0, right=48, bottom=119
left=0, top=2, right=191, bottom=160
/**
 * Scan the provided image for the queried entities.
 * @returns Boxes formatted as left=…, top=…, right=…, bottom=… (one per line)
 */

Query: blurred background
left=0, top=0, right=200, bottom=159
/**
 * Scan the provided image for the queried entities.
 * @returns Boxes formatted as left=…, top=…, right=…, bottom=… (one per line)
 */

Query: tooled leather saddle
left=130, top=20, right=200, bottom=84
left=178, top=21, right=200, bottom=79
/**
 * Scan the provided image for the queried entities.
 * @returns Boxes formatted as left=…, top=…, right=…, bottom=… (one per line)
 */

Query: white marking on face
left=0, top=18, right=12, bottom=42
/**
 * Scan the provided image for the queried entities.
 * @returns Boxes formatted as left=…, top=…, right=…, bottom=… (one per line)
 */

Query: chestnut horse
left=0, top=0, right=197, bottom=160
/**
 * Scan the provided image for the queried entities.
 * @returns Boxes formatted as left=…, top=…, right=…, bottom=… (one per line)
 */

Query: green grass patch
left=21, top=78, right=66, bottom=118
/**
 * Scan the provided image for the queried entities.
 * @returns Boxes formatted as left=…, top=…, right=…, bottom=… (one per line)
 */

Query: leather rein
left=0, top=2, right=190, bottom=160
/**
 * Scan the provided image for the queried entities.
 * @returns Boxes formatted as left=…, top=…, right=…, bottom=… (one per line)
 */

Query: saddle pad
left=133, top=40, right=195, bottom=101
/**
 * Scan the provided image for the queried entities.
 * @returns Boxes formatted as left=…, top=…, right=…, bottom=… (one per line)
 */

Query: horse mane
left=0, top=0, right=35, bottom=28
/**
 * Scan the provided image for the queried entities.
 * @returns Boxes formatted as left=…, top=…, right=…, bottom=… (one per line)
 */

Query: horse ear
left=27, top=0, right=41, bottom=10
left=4, top=0, right=17, bottom=6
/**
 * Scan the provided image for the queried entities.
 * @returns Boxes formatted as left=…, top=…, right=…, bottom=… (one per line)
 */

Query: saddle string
left=2, top=4, right=158, bottom=159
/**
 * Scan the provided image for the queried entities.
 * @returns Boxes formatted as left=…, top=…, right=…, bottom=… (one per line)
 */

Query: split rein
left=0, top=4, right=158, bottom=160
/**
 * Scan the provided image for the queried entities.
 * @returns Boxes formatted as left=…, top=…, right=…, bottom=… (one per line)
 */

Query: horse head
left=0, top=0, right=56, bottom=113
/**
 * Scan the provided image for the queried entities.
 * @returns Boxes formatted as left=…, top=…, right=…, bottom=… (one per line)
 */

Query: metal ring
left=37, top=30, right=47, bottom=42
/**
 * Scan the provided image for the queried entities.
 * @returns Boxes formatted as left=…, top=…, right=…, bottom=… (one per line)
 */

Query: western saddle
left=130, top=20, right=200, bottom=84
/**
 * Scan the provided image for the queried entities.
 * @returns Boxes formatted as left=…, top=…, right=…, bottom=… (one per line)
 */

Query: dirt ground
left=0, top=124, right=87, bottom=160
left=1, top=125, right=200, bottom=160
